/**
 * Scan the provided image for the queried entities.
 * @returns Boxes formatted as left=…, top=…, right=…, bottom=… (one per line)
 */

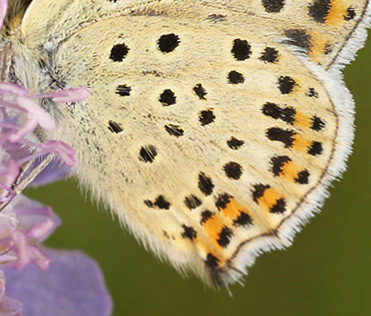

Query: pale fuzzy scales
left=2, top=0, right=369, bottom=285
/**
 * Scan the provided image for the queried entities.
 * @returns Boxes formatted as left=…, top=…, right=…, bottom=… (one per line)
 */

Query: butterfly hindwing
left=47, top=15, right=346, bottom=284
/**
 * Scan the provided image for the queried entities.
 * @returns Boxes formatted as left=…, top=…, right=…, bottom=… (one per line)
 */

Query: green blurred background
left=26, top=38, right=370, bottom=316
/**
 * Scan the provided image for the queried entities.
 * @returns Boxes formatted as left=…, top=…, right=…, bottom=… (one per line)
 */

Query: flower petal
left=4, top=249, right=113, bottom=316
left=0, top=0, right=8, bottom=31
left=37, top=87, right=90, bottom=103
left=0, top=83, right=28, bottom=98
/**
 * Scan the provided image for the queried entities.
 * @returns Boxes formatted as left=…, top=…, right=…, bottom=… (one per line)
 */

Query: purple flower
left=0, top=1, right=112, bottom=314
left=4, top=249, right=112, bottom=316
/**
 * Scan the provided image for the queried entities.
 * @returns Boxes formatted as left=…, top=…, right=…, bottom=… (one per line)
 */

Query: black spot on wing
left=231, top=38, right=252, bottom=61
left=181, top=225, right=197, bottom=240
left=309, top=0, right=331, bottom=23
left=284, top=29, right=312, bottom=53
left=139, top=145, right=157, bottom=163
left=110, top=43, right=129, bottom=62
left=184, top=195, right=202, bottom=209
left=198, top=173, right=214, bottom=196
left=108, top=120, right=123, bottom=134
left=262, top=0, right=285, bottom=13
left=158, top=33, right=180, bottom=53
left=260, top=47, right=279, bottom=63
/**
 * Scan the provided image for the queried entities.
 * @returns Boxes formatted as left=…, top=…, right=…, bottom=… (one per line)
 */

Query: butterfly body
left=1, top=0, right=369, bottom=285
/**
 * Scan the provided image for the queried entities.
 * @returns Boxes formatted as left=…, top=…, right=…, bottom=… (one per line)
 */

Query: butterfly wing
left=21, top=0, right=370, bottom=69
left=17, top=0, right=369, bottom=284
left=193, top=0, right=371, bottom=69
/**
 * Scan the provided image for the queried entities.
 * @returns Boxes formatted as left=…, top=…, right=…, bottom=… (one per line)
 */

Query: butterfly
left=1, top=0, right=369, bottom=286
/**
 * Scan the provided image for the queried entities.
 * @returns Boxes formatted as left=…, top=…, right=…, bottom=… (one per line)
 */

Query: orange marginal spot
left=326, top=0, right=348, bottom=25
left=281, top=161, right=301, bottom=181
left=221, top=198, right=245, bottom=221
left=203, top=214, right=224, bottom=247
left=292, top=134, right=310, bottom=152
left=196, top=237, right=226, bottom=268
left=294, top=111, right=311, bottom=129
left=309, top=33, right=329, bottom=62
left=258, top=187, right=282, bottom=210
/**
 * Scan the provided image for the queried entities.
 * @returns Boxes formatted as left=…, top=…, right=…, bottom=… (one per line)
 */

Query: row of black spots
left=223, top=162, right=243, bottom=180
left=262, top=0, right=285, bottom=13
left=184, top=194, right=202, bottom=210
left=181, top=224, right=197, bottom=241
left=262, top=102, right=296, bottom=125
left=227, top=137, right=244, bottom=150
left=231, top=38, right=279, bottom=63
left=139, top=145, right=157, bottom=163
left=260, top=47, right=279, bottom=63
left=144, top=195, right=171, bottom=210
left=278, top=76, right=297, bottom=94
left=309, top=0, right=356, bottom=23
left=159, top=84, right=207, bottom=107
left=266, top=127, right=296, bottom=148
left=266, top=127, right=323, bottom=155
left=198, top=172, right=214, bottom=196
left=284, top=29, right=312, bottom=54
left=108, top=120, right=124, bottom=134
left=109, top=33, right=180, bottom=62
left=270, top=155, right=310, bottom=184
left=164, top=124, right=184, bottom=137
left=214, top=193, right=253, bottom=227
left=251, top=184, right=287, bottom=214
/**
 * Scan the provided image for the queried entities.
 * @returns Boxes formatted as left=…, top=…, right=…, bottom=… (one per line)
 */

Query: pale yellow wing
left=199, top=0, right=371, bottom=69
left=12, top=0, right=368, bottom=284
left=21, top=0, right=370, bottom=69
left=48, top=17, right=349, bottom=284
